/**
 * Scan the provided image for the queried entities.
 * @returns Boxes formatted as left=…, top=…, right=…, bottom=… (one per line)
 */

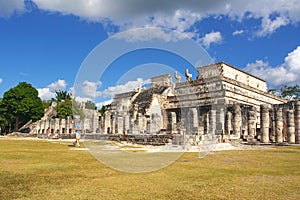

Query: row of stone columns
left=260, top=101, right=300, bottom=144
left=166, top=102, right=300, bottom=144
left=36, top=117, right=72, bottom=135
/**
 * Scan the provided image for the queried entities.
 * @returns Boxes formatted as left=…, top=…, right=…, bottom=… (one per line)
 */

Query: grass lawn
left=0, top=138, right=300, bottom=200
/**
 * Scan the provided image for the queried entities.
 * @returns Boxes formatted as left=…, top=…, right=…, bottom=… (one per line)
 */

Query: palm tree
left=53, top=90, right=72, bottom=102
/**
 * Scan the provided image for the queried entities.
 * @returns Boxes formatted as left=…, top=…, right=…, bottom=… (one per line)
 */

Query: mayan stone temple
left=30, top=62, right=300, bottom=145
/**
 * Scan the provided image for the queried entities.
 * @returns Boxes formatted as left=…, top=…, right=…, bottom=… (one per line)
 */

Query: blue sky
left=0, top=0, right=300, bottom=108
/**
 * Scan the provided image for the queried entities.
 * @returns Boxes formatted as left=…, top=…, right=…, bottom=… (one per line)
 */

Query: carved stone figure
left=174, top=71, right=181, bottom=83
left=185, top=69, right=192, bottom=82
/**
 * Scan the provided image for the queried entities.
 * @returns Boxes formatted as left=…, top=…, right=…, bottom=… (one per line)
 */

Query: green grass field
left=0, top=138, right=300, bottom=200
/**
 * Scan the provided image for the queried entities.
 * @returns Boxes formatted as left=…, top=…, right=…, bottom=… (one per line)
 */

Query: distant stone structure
left=26, top=102, right=100, bottom=138
left=28, top=62, right=300, bottom=145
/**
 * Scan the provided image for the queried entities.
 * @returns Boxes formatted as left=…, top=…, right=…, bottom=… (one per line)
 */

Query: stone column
left=55, top=118, right=60, bottom=137
left=111, top=114, right=116, bottom=134
left=50, top=119, right=55, bottom=134
left=190, top=108, right=198, bottom=128
left=169, top=112, right=177, bottom=133
left=217, top=107, right=225, bottom=135
left=248, top=109, right=257, bottom=138
left=59, top=118, right=62, bottom=135
left=92, top=112, right=98, bottom=133
left=104, top=111, right=110, bottom=134
left=36, top=121, right=41, bottom=134
left=269, top=110, right=276, bottom=142
left=260, top=104, right=270, bottom=143
left=295, top=101, right=300, bottom=144
left=287, top=110, right=295, bottom=144
left=209, top=109, right=216, bottom=136
left=45, top=119, right=50, bottom=133
left=226, top=111, right=232, bottom=135
left=123, top=114, right=130, bottom=135
left=198, top=111, right=204, bottom=136
left=204, top=112, right=209, bottom=135
left=117, top=116, right=123, bottom=134
left=66, top=116, right=71, bottom=134
left=275, top=107, right=283, bottom=143
left=61, top=118, right=66, bottom=134
left=233, top=104, right=241, bottom=138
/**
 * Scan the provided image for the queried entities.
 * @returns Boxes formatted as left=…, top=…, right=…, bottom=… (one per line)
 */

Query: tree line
left=0, top=82, right=98, bottom=134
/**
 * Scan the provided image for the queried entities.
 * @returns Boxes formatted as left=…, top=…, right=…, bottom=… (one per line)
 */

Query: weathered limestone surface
left=225, top=111, right=232, bottom=135
left=233, top=104, right=241, bottom=138
left=275, top=107, right=283, bottom=143
left=295, top=101, right=300, bottom=144
left=247, top=109, right=256, bottom=138
left=260, top=104, right=270, bottom=143
left=287, top=110, right=295, bottom=143
left=209, top=109, right=216, bottom=135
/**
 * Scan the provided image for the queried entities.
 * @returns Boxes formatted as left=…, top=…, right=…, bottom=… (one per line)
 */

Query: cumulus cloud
left=284, top=46, right=300, bottom=73
left=257, top=16, right=290, bottom=36
left=95, top=99, right=113, bottom=109
left=81, top=80, right=102, bottom=98
left=37, top=88, right=55, bottom=101
left=199, top=31, right=222, bottom=48
left=0, top=0, right=295, bottom=39
left=74, top=78, right=150, bottom=101
left=0, top=78, right=3, bottom=84
left=245, top=46, right=300, bottom=86
left=25, top=0, right=300, bottom=38
left=114, top=27, right=190, bottom=43
left=47, top=79, right=67, bottom=92
left=0, top=0, right=25, bottom=17
left=101, top=78, right=151, bottom=98
left=37, top=79, right=68, bottom=100
left=232, top=29, right=244, bottom=36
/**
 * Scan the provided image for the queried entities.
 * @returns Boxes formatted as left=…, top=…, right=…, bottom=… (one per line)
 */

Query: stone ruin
left=25, top=102, right=100, bottom=139
left=27, top=62, right=300, bottom=145
left=97, top=62, right=300, bottom=145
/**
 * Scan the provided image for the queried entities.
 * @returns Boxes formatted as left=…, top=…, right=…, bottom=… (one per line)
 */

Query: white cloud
left=257, top=16, right=290, bottom=36
left=114, top=27, right=189, bottom=43
left=0, top=78, right=3, bottom=84
left=72, top=78, right=150, bottom=108
left=80, top=80, right=102, bottom=98
left=95, top=99, right=113, bottom=109
left=76, top=78, right=150, bottom=99
left=232, top=29, right=244, bottom=36
left=26, top=0, right=300, bottom=38
left=199, top=31, right=222, bottom=48
left=0, top=0, right=25, bottom=17
left=245, top=46, right=300, bottom=86
left=37, top=79, right=68, bottom=100
left=37, top=88, right=55, bottom=100
left=101, top=78, right=150, bottom=98
left=284, top=46, right=300, bottom=73
left=0, top=0, right=298, bottom=41
left=47, top=79, right=67, bottom=92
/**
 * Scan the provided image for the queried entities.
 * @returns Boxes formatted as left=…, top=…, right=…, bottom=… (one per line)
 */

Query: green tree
left=0, top=82, right=44, bottom=132
left=280, top=85, right=300, bottom=100
left=53, top=90, right=72, bottom=102
left=42, top=100, right=52, bottom=109
left=53, top=90, right=75, bottom=119
left=98, top=106, right=106, bottom=115
left=53, top=90, right=84, bottom=119
left=85, top=100, right=97, bottom=110
left=56, top=99, right=73, bottom=119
